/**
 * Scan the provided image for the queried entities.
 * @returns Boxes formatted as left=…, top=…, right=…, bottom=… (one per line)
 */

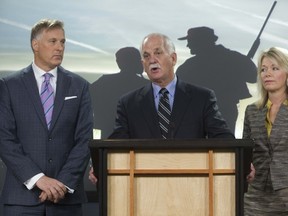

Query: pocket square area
left=65, top=96, right=77, bottom=100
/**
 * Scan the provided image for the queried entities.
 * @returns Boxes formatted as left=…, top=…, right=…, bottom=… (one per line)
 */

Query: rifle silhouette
left=247, top=1, right=277, bottom=59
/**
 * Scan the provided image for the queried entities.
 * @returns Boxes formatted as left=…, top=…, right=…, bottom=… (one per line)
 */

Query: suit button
left=48, top=159, right=52, bottom=163
left=48, top=138, right=52, bottom=141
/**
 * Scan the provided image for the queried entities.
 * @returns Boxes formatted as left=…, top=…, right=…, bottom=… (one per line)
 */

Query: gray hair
left=139, top=33, right=175, bottom=58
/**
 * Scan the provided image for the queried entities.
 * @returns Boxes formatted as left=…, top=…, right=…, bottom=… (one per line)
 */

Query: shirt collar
left=265, top=98, right=288, bottom=108
left=32, top=61, right=58, bottom=80
left=152, top=75, right=177, bottom=98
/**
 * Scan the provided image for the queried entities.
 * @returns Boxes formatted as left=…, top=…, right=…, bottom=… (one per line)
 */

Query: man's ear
left=171, top=52, right=177, bottom=66
left=32, top=39, right=39, bottom=52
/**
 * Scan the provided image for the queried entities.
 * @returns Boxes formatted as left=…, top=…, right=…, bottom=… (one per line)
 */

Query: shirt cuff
left=24, top=173, right=74, bottom=193
left=66, top=185, right=74, bottom=194
left=24, top=173, right=45, bottom=190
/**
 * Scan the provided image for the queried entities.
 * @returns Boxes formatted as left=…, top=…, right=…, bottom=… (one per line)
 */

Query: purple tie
left=40, top=73, right=54, bottom=128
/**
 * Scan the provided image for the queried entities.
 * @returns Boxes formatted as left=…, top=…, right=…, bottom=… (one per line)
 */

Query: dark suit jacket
left=109, top=78, right=234, bottom=139
left=243, top=103, right=288, bottom=191
left=0, top=65, right=93, bottom=205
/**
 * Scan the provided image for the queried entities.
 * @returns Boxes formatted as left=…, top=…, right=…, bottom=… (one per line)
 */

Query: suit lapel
left=139, top=84, right=162, bottom=138
left=22, top=66, right=47, bottom=129
left=49, top=68, right=71, bottom=131
left=170, top=80, right=190, bottom=136
left=270, top=105, right=288, bottom=142
left=139, top=80, right=191, bottom=138
left=258, top=107, right=268, bottom=138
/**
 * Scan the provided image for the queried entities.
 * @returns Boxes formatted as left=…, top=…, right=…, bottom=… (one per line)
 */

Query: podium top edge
left=89, top=138, right=254, bottom=150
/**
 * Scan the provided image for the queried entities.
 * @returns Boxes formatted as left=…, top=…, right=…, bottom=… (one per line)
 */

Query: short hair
left=256, top=47, right=288, bottom=108
left=139, top=33, right=175, bottom=58
left=30, top=19, right=64, bottom=51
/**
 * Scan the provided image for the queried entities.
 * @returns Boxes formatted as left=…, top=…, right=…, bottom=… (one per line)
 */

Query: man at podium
left=89, top=33, right=234, bottom=184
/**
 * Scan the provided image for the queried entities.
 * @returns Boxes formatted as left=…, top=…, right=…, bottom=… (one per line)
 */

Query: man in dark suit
left=89, top=33, right=234, bottom=184
left=109, top=33, right=234, bottom=139
left=0, top=19, right=93, bottom=215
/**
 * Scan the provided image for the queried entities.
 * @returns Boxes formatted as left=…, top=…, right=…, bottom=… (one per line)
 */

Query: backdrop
left=0, top=0, right=288, bottom=211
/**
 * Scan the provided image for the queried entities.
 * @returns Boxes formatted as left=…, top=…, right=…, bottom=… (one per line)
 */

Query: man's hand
left=36, top=175, right=67, bottom=203
left=246, top=163, right=255, bottom=183
left=88, top=167, right=98, bottom=185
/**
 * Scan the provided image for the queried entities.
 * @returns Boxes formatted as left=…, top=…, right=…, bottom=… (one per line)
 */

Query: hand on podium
left=88, top=167, right=98, bottom=185
left=246, top=163, right=255, bottom=183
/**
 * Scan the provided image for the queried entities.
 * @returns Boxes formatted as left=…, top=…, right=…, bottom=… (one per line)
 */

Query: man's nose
left=149, top=55, right=157, bottom=63
left=56, top=42, right=64, bottom=50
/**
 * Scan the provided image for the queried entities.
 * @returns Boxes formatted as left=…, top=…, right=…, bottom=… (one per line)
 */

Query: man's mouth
left=149, top=63, right=160, bottom=72
left=53, top=55, right=63, bottom=60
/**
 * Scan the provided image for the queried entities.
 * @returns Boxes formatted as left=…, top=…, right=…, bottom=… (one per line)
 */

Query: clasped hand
left=246, top=163, right=255, bottom=183
left=36, top=175, right=67, bottom=203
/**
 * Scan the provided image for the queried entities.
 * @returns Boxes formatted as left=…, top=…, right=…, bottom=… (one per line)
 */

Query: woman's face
left=260, top=57, right=288, bottom=94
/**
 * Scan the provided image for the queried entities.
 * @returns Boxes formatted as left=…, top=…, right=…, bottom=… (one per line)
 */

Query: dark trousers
left=3, top=203, right=82, bottom=216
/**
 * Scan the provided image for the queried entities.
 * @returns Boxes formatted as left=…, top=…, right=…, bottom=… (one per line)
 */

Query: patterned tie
left=158, top=88, right=171, bottom=139
left=40, top=73, right=54, bottom=129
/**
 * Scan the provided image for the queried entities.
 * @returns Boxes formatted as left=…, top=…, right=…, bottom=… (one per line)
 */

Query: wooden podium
left=89, top=139, right=253, bottom=216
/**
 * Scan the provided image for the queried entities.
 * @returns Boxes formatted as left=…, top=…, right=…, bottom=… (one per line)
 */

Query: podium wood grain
left=106, top=150, right=235, bottom=216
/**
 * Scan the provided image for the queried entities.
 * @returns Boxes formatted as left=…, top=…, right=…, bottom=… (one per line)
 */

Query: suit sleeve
left=56, top=81, right=93, bottom=189
left=204, top=89, right=235, bottom=138
left=0, top=78, right=43, bottom=184
left=108, top=97, right=130, bottom=139
left=242, top=106, right=251, bottom=139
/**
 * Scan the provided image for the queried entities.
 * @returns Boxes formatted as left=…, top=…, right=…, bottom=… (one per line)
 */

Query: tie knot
left=43, top=73, right=53, bottom=82
left=160, top=88, right=169, bottom=96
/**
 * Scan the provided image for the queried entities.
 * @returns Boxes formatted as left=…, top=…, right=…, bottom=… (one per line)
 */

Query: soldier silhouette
left=176, top=26, right=257, bottom=133
left=90, top=47, right=149, bottom=138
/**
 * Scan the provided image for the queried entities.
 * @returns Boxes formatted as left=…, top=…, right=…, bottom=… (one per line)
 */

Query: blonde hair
left=255, top=47, right=288, bottom=108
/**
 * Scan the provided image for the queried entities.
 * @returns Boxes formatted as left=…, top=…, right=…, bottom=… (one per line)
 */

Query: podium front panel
left=106, top=150, right=235, bottom=216
left=90, top=139, right=254, bottom=216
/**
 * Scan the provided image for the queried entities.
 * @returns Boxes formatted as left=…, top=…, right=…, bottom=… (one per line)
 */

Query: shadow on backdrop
left=176, top=26, right=257, bottom=132
left=90, top=47, right=149, bottom=138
